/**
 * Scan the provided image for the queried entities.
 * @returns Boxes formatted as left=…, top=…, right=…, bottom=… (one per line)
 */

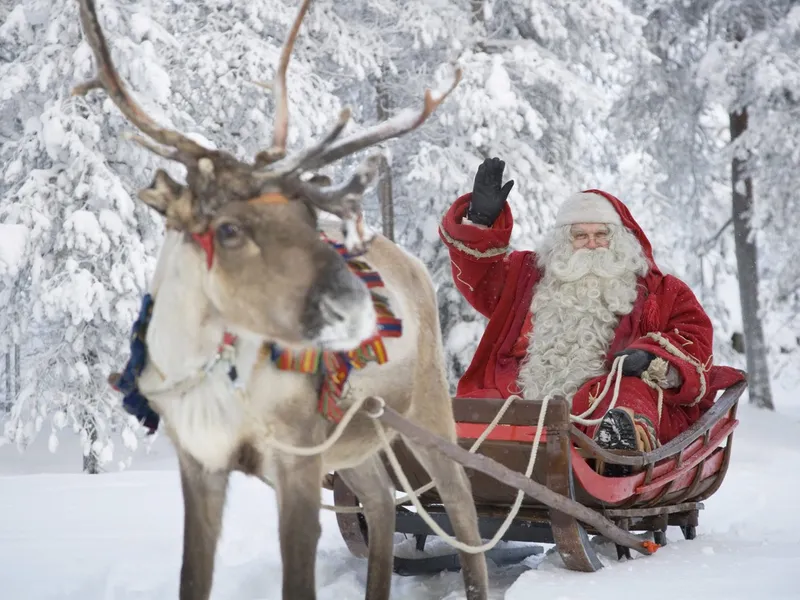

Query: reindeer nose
left=301, top=259, right=376, bottom=350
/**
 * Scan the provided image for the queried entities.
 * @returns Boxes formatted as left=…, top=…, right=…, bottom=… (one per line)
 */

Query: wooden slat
left=332, top=474, right=369, bottom=558
left=636, top=380, right=745, bottom=462
left=452, top=396, right=570, bottom=428
left=368, top=398, right=656, bottom=557
left=601, top=502, right=703, bottom=518
left=635, top=420, right=739, bottom=494
left=547, top=423, right=604, bottom=572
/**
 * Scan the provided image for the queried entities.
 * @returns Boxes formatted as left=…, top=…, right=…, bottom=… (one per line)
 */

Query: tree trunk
left=82, top=411, right=100, bottom=474
left=14, top=344, right=19, bottom=402
left=470, top=0, right=484, bottom=25
left=729, top=106, right=773, bottom=410
left=83, top=449, right=99, bottom=474
left=81, top=349, right=102, bottom=473
left=377, top=157, right=394, bottom=241
left=375, top=71, right=394, bottom=241
left=4, top=353, right=10, bottom=412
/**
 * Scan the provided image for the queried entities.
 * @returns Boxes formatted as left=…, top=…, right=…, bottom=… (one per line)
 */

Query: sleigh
left=332, top=376, right=746, bottom=574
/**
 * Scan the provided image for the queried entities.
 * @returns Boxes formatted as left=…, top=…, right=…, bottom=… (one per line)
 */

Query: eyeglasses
left=570, top=227, right=611, bottom=248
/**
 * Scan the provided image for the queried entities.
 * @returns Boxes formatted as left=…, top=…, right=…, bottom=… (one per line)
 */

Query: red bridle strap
left=191, top=192, right=290, bottom=270
left=191, top=231, right=215, bottom=269
left=249, top=192, right=290, bottom=206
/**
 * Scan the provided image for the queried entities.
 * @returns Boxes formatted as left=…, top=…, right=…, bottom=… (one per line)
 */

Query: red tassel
left=643, top=295, right=660, bottom=331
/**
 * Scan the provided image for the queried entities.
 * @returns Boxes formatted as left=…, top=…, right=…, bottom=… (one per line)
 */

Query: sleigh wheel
left=332, top=472, right=369, bottom=558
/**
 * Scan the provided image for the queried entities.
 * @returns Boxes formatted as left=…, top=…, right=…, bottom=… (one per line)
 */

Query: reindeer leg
left=177, top=451, right=230, bottom=600
left=271, top=451, right=323, bottom=600
left=338, top=454, right=396, bottom=600
left=404, top=441, right=489, bottom=600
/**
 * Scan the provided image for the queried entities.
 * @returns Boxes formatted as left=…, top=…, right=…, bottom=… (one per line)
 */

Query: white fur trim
left=439, top=224, right=508, bottom=259
left=555, top=192, right=621, bottom=227
left=461, top=216, right=489, bottom=230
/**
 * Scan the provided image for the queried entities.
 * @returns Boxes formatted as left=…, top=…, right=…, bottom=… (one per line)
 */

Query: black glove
left=467, top=157, right=514, bottom=226
left=615, top=348, right=656, bottom=377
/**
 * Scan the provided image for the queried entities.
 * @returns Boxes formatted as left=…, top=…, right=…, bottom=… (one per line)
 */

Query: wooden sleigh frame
left=332, top=377, right=746, bottom=574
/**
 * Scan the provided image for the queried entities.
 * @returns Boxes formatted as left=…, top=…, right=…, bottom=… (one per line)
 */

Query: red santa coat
left=439, top=189, right=745, bottom=443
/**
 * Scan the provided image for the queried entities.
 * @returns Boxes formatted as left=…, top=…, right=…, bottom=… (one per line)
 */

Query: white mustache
left=550, top=248, right=630, bottom=282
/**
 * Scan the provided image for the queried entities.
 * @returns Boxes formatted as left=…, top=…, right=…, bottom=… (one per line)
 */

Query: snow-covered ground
left=1, top=396, right=798, bottom=599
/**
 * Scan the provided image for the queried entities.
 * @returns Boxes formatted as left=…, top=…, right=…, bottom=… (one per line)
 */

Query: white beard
left=517, top=224, right=650, bottom=403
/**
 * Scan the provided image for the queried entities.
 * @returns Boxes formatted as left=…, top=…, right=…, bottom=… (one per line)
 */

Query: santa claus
left=439, top=157, right=744, bottom=475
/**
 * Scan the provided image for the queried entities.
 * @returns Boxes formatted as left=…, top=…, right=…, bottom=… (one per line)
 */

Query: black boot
left=594, top=408, right=639, bottom=477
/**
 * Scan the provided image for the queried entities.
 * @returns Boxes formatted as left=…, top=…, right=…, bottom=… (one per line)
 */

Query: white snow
left=40, top=111, right=67, bottom=162
left=485, top=58, right=517, bottom=110
left=0, top=224, right=29, bottom=276
left=0, top=401, right=797, bottom=599
left=64, top=210, right=105, bottom=251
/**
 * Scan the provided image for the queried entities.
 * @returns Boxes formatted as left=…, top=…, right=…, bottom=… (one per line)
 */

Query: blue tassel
left=110, top=294, right=160, bottom=434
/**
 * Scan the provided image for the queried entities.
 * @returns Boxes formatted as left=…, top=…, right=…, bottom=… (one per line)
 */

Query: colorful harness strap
left=110, top=234, right=402, bottom=431
left=266, top=236, right=403, bottom=422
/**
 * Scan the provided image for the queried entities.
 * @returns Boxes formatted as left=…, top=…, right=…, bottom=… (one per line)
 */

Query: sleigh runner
left=331, top=375, right=746, bottom=574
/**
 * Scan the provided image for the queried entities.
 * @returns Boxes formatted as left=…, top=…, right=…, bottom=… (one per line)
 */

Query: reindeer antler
left=262, top=67, right=463, bottom=180
left=267, top=66, right=462, bottom=252
left=72, top=0, right=210, bottom=162
left=298, top=68, right=462, bottom=173
left=72, top=0, right=462, bottom=253
left=254, top=0, right=313, bottom=167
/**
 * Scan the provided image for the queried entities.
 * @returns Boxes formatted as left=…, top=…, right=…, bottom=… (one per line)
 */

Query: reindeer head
left=72, top=0, right=460, bottom=350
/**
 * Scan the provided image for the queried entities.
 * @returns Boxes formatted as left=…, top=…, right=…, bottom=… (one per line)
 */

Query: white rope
left=146, top=341, right=631, bottom=535
left=264, top=391, right=523, bottom=514
left=640, top=357, right=668, bottom=425
left=644, top=331, right=709, bottom=406
left=148, top=334, right=642, bottom=556
left=142, top=337, right=647, bottom=560
left=259, top=393, right=375, bottom=457
left=354, top=355, right=633, bottom=554
left=253, top=355, right=633, bottom=537
left=568, top=355, right=627, bottom=426
left=139, top=343, right=240, bottom=400
left=371, top=394, right=550, bottom=554
left=382, top=392, right=522, bottom=510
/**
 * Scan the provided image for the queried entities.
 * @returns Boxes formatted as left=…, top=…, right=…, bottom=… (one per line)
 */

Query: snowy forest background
left=0, top=0, right=798, bottom=473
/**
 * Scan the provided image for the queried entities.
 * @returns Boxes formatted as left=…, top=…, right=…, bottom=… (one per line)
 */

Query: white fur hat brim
left=554, top=192, right=622, bottom=227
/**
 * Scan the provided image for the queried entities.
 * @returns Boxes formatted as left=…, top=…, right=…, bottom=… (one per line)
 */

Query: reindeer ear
left=138, top=169, right=184, bottom=215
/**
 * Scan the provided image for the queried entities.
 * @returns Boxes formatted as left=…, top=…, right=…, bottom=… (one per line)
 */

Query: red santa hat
left=554, top=191, right=622, bottom=227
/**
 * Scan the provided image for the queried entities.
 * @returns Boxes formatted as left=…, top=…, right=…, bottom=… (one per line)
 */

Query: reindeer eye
left=215, top=222, right=244, bottom=247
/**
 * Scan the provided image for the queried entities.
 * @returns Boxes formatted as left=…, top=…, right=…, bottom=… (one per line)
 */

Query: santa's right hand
left=615, top=348, right=656, bottom=377
left=467, top=157, right=514, bottom=226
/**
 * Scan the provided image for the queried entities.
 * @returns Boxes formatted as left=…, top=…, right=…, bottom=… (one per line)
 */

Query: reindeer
left=73, top=0, right=489, bottom=599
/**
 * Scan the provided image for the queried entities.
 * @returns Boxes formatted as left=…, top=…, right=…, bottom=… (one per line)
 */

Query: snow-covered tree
left=0, top=0, right=348, bottom=468
left=0, top=0, right=165, bottom=470
left=364, top=0, right=653, bottom=386
left=612, top=0, right=800, bottom=409
left=2, top=0, right=795, bottom=467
